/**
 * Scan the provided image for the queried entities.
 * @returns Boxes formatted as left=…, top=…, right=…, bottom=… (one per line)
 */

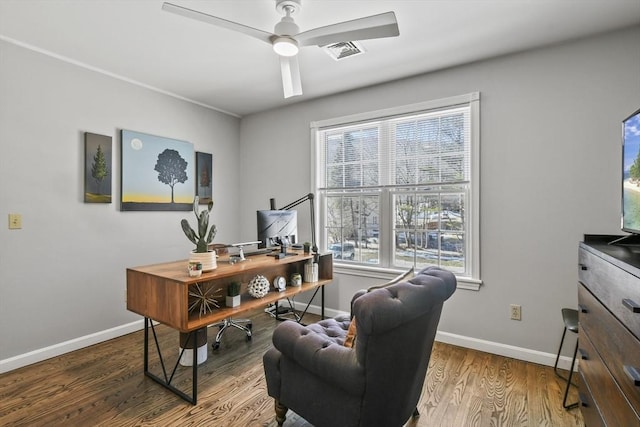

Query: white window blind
left=312, top=93, right=480, bottom=284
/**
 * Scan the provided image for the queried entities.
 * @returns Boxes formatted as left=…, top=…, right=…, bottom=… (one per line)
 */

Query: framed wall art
left=121, top=129, right=195, bottom=211
left=84, top=132, right=112, bottom=203
left=195, top=151, right=213, bottom=204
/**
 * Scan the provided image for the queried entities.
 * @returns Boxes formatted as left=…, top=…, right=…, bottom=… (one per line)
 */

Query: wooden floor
left=0, top=310, right=584, bottom=427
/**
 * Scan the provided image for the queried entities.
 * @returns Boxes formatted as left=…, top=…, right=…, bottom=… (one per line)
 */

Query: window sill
left=332, top=263, right=481, bottom=291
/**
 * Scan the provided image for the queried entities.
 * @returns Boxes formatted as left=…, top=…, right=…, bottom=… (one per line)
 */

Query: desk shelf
left=127, top=251, right=333, bottom=332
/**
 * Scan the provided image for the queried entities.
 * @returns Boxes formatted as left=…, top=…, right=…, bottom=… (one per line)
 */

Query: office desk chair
left=212, top=318, right=252, bottom=350
left=553, top=307, right=579, bottom=410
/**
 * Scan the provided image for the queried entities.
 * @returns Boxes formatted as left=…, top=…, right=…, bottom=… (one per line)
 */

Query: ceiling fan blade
left=280, top=56, right=302, bottom=98
left=295, top=11, right=399, bottom=47
left=162, top=2, right=273, bottom=44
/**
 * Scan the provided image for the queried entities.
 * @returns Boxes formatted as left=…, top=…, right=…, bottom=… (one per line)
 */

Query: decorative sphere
left=248, top=275, right=270, bottom=298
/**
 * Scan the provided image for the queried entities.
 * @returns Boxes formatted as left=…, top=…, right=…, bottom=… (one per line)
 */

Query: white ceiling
left=1, top=0, right=639, bottom=117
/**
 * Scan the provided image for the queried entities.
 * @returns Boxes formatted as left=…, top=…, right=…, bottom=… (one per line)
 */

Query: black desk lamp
left=267, top=193, right=318, bottom=320
left=271, top=193, right=317, bottom=257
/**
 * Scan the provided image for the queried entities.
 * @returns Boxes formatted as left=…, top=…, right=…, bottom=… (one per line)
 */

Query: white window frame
left=310, top=93, right=481, bottom=290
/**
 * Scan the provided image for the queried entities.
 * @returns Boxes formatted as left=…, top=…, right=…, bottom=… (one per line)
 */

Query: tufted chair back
left=263, top=266, right=456, bottom=427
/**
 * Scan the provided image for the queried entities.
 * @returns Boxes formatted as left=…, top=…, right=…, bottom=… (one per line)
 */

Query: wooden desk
left=126, top=251, right=333, bottom=404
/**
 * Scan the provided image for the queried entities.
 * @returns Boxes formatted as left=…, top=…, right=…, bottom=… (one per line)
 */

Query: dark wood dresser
left=578, top=235, right=640, bottom=426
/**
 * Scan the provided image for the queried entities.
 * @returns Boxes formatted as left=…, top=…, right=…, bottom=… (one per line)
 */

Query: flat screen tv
left=622, top=107, right=640, bottom=234
left=257, top=210, right=297, bottom=249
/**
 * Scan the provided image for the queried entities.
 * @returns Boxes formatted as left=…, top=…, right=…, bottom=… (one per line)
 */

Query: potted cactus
left=181, top=196, right=217, bottom=271
left=226, top=281, right=241, bottom=307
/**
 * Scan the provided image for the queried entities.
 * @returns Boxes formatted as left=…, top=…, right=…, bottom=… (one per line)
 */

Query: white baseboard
left=293, top=301, right=578, bottom=371
left=293, top=302, right=347, bottom=320
left=1, top=305, right=577, bottom=374
left=435, top=331, right=578, bottom=371
left=0, top=320, right=145, bottom=374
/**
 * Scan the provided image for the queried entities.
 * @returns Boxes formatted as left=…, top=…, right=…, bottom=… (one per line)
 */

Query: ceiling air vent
left=322, top=41, right=365, bottom=61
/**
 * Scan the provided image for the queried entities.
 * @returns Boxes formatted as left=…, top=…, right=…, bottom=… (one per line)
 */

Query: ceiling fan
left=162, top=1, right=399, bottom=98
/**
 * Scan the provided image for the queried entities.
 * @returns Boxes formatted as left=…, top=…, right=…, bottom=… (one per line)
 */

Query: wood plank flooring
left=0, top=310, right=584, bottom=426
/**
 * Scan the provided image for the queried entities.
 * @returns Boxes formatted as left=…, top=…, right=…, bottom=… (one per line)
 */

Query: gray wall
left=239, top=26, right=640, bottom=363
left=0, top=40, right=241, bottom=364
left=1, top=25, right=638, bottom=370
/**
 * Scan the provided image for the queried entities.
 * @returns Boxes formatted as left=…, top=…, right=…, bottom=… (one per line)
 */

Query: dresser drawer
left=578, top=327, right=640, bottom=426
left=577, top=372, right=604, bottom=427
left=579, top=284, right=640, bottom=415
left=579, top=246, right=640, bottom=340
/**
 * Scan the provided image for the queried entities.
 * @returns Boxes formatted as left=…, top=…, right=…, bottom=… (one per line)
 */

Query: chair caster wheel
left=248, top=323, right=253, bottom=330
left=246, top=335, right=252, bottom=341
left=212, top=342, right=220, bottom=350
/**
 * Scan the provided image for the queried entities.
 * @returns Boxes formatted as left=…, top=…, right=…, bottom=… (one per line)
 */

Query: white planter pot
left=189, top=250, right=217, bottom=272
left=226, top=295, right=241, bottom=307
left=179, top=344, right=208, bottom=366
left=178, top=329, right=208, bottom=366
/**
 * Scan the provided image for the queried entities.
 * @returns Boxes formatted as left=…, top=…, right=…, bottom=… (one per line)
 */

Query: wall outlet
left=8, top=213, right=22, bottom=229
left=510, top=304, right=522, bottom=321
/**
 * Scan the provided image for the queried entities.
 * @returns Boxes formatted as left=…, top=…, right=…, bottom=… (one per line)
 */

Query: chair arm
left=272, top=321, right=365, bottom=395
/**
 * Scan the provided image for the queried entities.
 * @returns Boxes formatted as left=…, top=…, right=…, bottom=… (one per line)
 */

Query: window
left=311, top=93, right=480, bottom=287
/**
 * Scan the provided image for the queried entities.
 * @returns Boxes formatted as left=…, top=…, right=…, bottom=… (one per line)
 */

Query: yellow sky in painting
left=121, top=193, right=194, bottom=203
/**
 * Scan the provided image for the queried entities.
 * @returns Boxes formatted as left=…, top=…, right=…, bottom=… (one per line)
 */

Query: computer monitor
left=257, top=210, right=297, bottom=249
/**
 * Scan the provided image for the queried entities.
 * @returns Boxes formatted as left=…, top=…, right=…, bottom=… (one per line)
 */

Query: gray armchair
left=262, top=266, right=457, bottom=427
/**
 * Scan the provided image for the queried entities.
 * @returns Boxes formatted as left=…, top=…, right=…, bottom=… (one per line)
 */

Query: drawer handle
left=578, top=348, right=589, bottom=360
left=624, top=365, right=640, bottom=386
left=622, top=298, right=640, bottom=313
left=578, top=392, right=589, bottom=407
left=578, top=304, right=589, bottom=313
left=579, top=263, right=588, bottom=271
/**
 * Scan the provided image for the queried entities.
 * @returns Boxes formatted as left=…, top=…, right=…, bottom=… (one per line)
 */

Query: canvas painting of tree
left=121, top=129, right=194, bottom=211
left=196, top=151, right=213, bottom=204
left=84, top=132, right=112, bottom=203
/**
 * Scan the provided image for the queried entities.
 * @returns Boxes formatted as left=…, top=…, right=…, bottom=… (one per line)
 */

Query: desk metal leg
left=272, top=298, right=301, bottom=322
left=271, top=285, right=326, bottom=324
left=292, top=286, right=325, bottom=323
left=143, top=318, right=199, bottom=405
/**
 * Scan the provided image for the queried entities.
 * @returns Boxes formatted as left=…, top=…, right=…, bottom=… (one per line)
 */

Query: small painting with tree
left=84, top=132, right=112, bottom=203
left=195, top=151, right=213, bottom=204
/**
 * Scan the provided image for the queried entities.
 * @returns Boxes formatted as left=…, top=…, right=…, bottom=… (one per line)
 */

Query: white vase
left=304, top=261, right=318, bottom=282
left=189, top=250, right=217, bottom=272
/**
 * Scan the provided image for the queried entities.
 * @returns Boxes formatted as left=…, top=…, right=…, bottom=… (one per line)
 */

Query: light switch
left=8, top=213, right=22, bottom=229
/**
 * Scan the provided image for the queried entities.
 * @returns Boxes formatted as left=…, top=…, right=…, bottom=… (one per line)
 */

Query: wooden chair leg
left=275, top=399, right=288, bottom=426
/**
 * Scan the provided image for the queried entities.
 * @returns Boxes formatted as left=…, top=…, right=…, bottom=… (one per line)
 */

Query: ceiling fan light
left=273, top=37, right=299, bottom=57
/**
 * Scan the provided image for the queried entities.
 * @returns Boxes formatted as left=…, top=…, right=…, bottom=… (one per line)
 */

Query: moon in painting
left=131, top=138, right=143, bottom=150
